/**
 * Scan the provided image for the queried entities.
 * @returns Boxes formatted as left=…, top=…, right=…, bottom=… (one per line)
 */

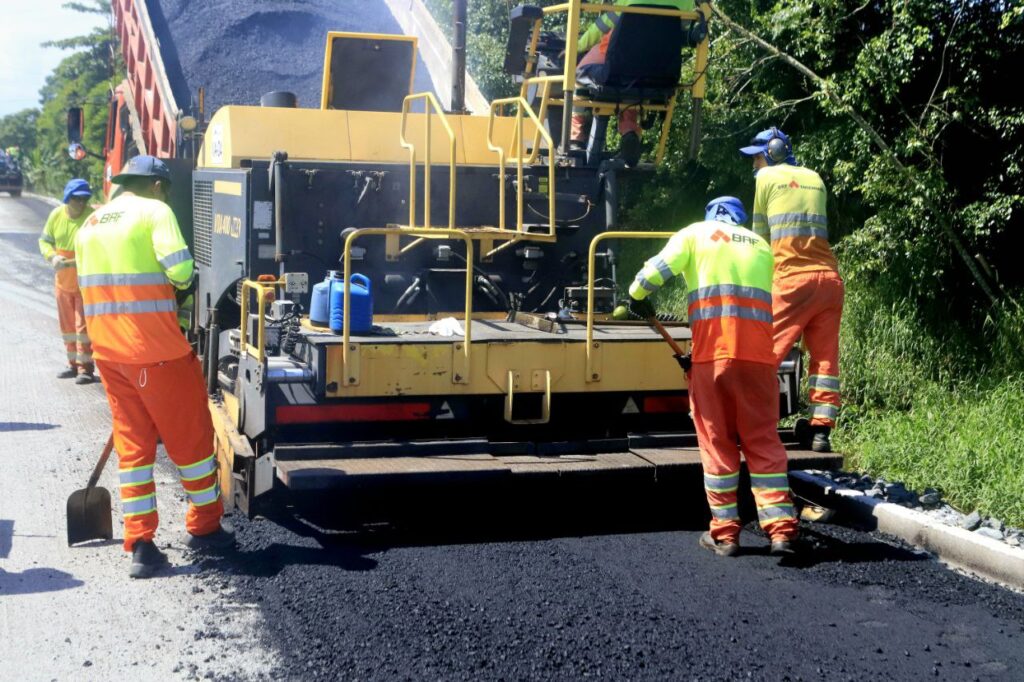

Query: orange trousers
left=771, top=271, right=844, bottom=427
left=55, top=282, right=92, bottom=375
left=570, top=44, right=641, bottom=142
left=95, top=352, right=222, bottom=551
left=690, top=359, right=799, bottom=544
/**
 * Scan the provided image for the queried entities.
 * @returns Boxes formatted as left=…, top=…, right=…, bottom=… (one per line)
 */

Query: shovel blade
left=66, top=486, right=113, bottom=546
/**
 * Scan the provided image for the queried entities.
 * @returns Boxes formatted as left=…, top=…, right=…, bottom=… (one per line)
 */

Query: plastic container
left=330, top=273, right=373, bottom=334
left=309, top=271, right=341, bottom=327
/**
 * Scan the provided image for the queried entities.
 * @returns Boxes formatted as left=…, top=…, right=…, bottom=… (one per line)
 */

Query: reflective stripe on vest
left=812, top=404, right=839, bottom=420
left=808, top=375, right=840, bottom=391
left=122, top=493, right=157, bottom=517
left=41, top=234, right=56, bottom=244
left=710, top=502, right=739, bottom=520
left=634, top=275, right=659, bottom=293
left=689, top=305, right=772, bottom=324
left=687, top=284, right=772, bottom=307
left=772, top=226, right=829, bottom=241
left=704, top=471, right=739, bottom=492
left=158, top=248, right=191, bottom=269
left=119, top=464, right=154, bottom=487
left=750, top=473, right=789, bottom=491
left=187, top=483, right=220, bottom=507
left=79, top=272, right=170, bottom=288
left=178, top=454, right=217, bottom=482
left=757, top=503, right=795, bottom=522
left=85, top=299, right=177, bottom=316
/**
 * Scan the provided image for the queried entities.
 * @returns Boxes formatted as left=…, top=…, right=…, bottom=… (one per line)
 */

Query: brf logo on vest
left=711, top=229, right=731, bottom=242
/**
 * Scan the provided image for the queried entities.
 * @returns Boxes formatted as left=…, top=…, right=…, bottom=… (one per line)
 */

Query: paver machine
left=191, top=1, right=802, bottom=515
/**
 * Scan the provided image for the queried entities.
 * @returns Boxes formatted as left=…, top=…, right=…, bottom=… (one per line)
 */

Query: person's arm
left=39, top=209, right=58, bottom=262
left=578, top=0, right=626, bottom=53
left=150, top=203, right=194, bottom=291
left=751, top=172, right=770, bottom=241
left=628, top=230, right=692, bottom=301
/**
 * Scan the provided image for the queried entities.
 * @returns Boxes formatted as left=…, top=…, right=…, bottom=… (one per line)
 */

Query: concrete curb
left=24, top=192, right=60, bottom=207
left=790, top=470, right=1024, bottom=590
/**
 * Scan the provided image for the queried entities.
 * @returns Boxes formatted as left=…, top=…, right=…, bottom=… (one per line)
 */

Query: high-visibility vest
left=751, top=164, right=838, bottom=279
left=39, top=204, right=93, bottom=292
left=629, top=220, right=775, bottom=365
left=75, top=193, right=194, bottom=364
left=578, top=0, right=694, bottom=54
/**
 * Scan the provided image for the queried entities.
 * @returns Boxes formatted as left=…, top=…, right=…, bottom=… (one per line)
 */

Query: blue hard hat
left=62, top=178, right=92, bottom=204
left=739, top=126, right=796, bottom=165
left=111, top=155, right=172, bottom=185
left=705, top=196, right=747, bottom=225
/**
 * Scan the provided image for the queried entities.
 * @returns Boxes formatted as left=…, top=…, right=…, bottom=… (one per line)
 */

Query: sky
left=0, top=1, right=109, bottom=116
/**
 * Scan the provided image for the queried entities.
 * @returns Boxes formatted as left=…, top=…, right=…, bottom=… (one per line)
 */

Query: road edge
left=25, top=191, right=60, bottom=207
left=790, top=470, right=1024, bottom=590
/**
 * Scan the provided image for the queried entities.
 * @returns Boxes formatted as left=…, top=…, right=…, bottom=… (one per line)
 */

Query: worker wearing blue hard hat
left=39, top=178, right=95, bottom=383
left=740, top=126, right=844, bottom=453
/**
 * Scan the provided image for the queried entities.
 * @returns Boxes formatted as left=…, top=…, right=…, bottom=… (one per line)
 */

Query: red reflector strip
left=276, top=402, right=432, bottom=425
left=642, top=395, right=689, bottom=414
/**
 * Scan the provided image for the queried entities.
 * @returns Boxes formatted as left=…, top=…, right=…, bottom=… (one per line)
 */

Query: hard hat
left=62, top=178, right=93, bottom=204
left=111, top=155, right=172, bottom=185
left=739, top=127, right=795, bottom=165
left=705, top=196, right=747, bottom=225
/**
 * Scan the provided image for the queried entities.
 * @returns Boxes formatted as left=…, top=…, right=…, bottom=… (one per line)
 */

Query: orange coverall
left=39, top=204, right=93, bottom=375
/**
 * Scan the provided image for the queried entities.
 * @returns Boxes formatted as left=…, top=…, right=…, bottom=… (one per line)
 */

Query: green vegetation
left=435, top=1, right=1024, bottom=524
left=0, top=1, right=115, bottom=196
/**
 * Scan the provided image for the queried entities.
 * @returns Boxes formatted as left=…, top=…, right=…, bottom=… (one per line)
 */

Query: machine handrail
left=400, top=92, right=457, bottom=231
left=239, top=278, right=286, bottom=364
left=585, top=231, right=678, bottom=382
left=486, top=96, right=556, bottom=243
left=521, top=0, right=711, bottom=164
left=341, top=227, right=474, bottom=386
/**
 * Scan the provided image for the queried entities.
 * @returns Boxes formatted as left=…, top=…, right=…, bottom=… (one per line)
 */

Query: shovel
left=67, top=433, right=115, bottom=545
left=646, top=315, right=692, bottom=371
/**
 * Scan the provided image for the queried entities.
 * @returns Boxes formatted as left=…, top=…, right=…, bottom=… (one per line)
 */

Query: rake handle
left=647, top=315, right=687, bottom=356
left=86, top=433, right=115, bottom=490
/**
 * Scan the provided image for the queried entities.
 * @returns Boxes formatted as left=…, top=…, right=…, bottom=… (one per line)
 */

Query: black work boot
left=770, top=538, right=799, bottom=557
left=57, top=367, right=77, bottom=379
left=184, top=520, right=236, bottom=553
left=811, top=427, right=833, bottom=453
left=618, top=131, right=642, bottom=167
left=698, top=531, right=739, bottom=557
left=130, top=540, right=169, bottom=579
left=74, top=373, right=95, bottom=385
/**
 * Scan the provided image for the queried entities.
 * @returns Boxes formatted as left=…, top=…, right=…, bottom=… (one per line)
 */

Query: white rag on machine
left=428, top=317, right=465, bottom=337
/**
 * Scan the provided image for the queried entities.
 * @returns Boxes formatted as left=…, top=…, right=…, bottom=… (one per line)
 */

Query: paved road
left=1, top=194, right=1023, bottom=681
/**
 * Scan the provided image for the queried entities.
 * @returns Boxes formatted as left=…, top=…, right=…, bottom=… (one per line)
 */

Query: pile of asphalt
left=195, top=485, right=1024, bottom=680
left=147, top=0, right=437, bottom=114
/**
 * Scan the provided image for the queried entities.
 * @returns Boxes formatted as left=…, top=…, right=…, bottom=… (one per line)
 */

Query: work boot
left=617, top=131, right=642, bottom=167
left=769, top=537, right=799, bottom=557
left=56, top=367, right=77, bottom=379
left=184, top=520, right=236, bottom=552
left=75, top=373, right=95, bottom=385
left=698, top=531, right=739, bottom=557
left=811, top=427, right=832, bottom=453
left=129, top=540, right=169, bottom=579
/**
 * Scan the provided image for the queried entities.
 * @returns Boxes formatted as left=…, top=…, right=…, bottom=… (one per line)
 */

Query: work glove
left=674, top=354, right=692, bottom=372
left=628, top=296, right=656, bottom=320
left=50, top=255, right=70, bottom=270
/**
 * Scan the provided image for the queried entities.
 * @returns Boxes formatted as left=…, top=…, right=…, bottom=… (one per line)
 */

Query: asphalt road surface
left=1, top=194, right=1023, bottom=681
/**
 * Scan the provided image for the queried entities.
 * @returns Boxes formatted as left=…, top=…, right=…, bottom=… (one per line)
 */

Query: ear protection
left=765, top=126, right=791, bottom=164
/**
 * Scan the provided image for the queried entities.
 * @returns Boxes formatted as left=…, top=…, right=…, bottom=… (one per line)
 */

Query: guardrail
left=485, top=96, right=557, bottom=258
left=585, top=230, right=677, bottom=382
left=239, top=278, right=286, bottom=364
left=399, top=92, right=457, bottom=234
left=341, top=227, right=474, bottom=387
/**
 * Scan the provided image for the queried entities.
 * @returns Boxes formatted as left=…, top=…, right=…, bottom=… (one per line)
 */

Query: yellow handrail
left=341, top=227, right=474, bottom=386
left=399, top=92, right=457, bottom=231
left=585, top=231, right=677, bottom=382
left=486, top=96, right=556, bottom=243
left=239, top=278, right=286, bottom=364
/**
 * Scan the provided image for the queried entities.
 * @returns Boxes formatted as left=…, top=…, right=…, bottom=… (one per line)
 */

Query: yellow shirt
left=39, top=204, right=93, bottom=291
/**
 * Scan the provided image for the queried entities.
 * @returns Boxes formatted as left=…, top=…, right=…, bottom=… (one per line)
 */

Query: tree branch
left=711, top=2, right=1000, bottom=306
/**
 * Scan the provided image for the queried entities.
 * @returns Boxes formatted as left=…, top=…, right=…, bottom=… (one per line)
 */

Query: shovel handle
left=86, top=433, right=115, bottom=490
left=647, top=315, right=687, bottom=357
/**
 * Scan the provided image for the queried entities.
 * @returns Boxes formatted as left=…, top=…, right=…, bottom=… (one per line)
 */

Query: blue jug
left=309, top=271, right=341, bottom=328
left=330, top=273, right=373, bottom=334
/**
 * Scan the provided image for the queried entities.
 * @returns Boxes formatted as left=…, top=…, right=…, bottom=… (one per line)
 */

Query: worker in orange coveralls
left=75, top=155, right=233, bottom=579
left=740, top=127, right=843, bottom=453
left=628, top=196, right=800, bottom=556
left=39, top=179, right=95, bottom=384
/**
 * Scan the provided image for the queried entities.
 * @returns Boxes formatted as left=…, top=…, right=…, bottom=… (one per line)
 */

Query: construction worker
left=740, top=127, right=843, bottom=453
left=628, top=196, right=799, bottom=556
left=39, top=179, right=95, bottom=384
left=74, top=155, right=233, bottom=579
left=569, top=0, right=695, bottom=165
